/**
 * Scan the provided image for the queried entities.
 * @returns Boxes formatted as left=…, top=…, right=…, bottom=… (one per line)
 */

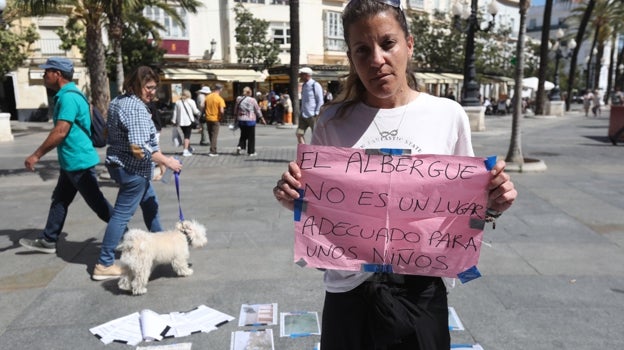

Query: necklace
left=372, top=104, right=409, bottom=140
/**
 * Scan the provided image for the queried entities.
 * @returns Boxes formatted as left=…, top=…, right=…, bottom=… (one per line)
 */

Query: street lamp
left=549, top=28, right=576, bottom=101
left=204, top=39, right=217, bottom=60
left=453, top=0, right=499, bottom=107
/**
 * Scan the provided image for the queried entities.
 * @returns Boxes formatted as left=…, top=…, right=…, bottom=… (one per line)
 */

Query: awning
left=439, top=73, right=464, bottom=83
left=414, top=72, right=462, bottom=84
left=162, top=68, right=216, bottom=81
left=266, top=69, right=348, bottom=83
left=482, top=74, right=515, bottom=84
left=161, top=68, right=266, bottom=82
left=211, top=69, right=267, bottom=82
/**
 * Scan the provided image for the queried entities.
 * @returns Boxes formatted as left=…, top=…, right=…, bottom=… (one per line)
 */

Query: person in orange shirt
left=204, top=84, right=226, bottom=156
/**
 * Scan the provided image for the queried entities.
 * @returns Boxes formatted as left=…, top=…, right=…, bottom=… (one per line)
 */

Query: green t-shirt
left=53, top=83, right=100, bottom=171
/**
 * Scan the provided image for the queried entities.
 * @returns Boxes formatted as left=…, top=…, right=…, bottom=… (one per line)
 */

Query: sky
left=532, top=0, right=546, bottom=5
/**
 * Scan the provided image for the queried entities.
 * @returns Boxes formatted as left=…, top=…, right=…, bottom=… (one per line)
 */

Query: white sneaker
left=236, top=147, right=242, bottom=155
left=248, top=153, right=258, bottom=157
left=182, top=149, right=192, bottom=157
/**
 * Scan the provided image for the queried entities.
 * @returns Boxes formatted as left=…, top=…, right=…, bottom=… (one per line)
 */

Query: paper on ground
left=230, top=329, right=274, bottom=350
left=90, top=305, right=234, bottom=345
left=136, top=343, right=192, bottom=350
left=238, top=303, right=278, bottom=326
left=448, top=306, right=465, bottom=331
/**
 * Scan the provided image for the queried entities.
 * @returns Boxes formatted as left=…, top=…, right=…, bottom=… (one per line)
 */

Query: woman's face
left=140, top=80, right=158, bottom=103
left=347, top=10, right=414, bottom=108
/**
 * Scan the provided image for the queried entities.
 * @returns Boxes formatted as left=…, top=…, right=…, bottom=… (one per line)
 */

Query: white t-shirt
left=311, top=92, right=474, bottom=293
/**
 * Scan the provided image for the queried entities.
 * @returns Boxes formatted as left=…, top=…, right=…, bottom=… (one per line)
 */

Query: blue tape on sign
left=380, top=148, right=404, bottom=155
left=290, top=332, right=312, bottom=338
left=361, top=264, right=394, bottom=273
left=293, top=188, right=305, bottom=222
left=457, top=265, right=481, bottom=283
left=484, top=155, right=497, bottom=171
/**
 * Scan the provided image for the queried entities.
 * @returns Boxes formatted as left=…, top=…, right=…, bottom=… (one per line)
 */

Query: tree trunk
left=605, top=32, right=617, bottom=104
left=587, top=30, right=599, bottom=89
left=535, top=0, right=552, bottom=115
left=85, top=21, right=111, bottom=118
left=565, top=0, right=594, bottom=111
left=289, top=0, right=300, bottom=125
left=109, top=0, right=124, bottom=95
left=506, top=0, right=530, bottom=165
left=593, top=40, right=604, bottom=92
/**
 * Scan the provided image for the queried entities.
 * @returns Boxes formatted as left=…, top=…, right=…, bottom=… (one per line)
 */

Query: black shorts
left=321, top=275, right=450, bottom=350
left=180, top=125, right=192, bottom=139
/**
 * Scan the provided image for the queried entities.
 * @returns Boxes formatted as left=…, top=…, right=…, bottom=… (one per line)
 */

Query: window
left=272, top=0, right=289, bottom=4
left=271, top=22, right=291, bottom=45
left=234, top=0, right=266, bottom=3
left=143, top=6, right=188, bottom=39
left=38, top=27, right=65, bottom=56
left=408, top=0, right=424, bottom=9
left=325, top=11, right=346, bottom=51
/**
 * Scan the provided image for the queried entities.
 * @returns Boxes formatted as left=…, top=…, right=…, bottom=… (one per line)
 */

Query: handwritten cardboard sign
left=293, top=144, right=492, bottom=278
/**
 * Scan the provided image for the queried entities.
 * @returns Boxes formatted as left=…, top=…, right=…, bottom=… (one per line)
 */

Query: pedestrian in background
left=592, top=89, right=601, bottom=117
left=296, top=67, right=324, bottom=144
left=272, top=1, right=517, bottom=349
left=281, top=93, right=293, bottom=125
left=93, top=66, right=182, bottom=280
left=196, top=86, right=211, bottom=146
left=20, top=57, right=113, bottom=254
left=172, top=89, right=200, bottom=157
left=205, top=83, right=226, bottom=156
left=582, top=89, right=593, bottom=117
left=257, top=92, right=269, bottom=123
left=234, top=86, right=263, bottom=156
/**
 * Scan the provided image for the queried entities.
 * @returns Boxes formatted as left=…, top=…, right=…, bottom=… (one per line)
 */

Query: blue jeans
left=42, top=167, right=112, bottom=242
left=98, top=166, right=163, bottom=266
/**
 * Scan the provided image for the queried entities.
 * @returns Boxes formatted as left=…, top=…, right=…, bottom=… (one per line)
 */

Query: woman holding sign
left=273, top=0, right=517, bottom=349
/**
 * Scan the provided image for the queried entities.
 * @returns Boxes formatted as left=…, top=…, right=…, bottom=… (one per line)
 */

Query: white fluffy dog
left=117, top=220, right=207, bottom=295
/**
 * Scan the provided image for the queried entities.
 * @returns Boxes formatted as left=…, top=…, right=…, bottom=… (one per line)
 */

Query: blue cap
left=39, top=57, right=74, bottom=74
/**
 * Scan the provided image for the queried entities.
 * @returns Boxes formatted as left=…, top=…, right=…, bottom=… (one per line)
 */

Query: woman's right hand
left=273, top=161, right=302, bottom=210
left=166, top=156, right=183, bottom=173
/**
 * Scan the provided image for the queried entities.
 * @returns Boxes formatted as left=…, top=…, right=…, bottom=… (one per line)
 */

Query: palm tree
left=289, top=0, right=300, bottom=123
left=505, top=0, right=530, bottom=166
left=565, top=0, right=595, bottom=111
left=602, top=1, right=624, bottom=103
left=571, top=0, right=620, bottom=94
left=534, top=0, right=553, bottom=115
left=106, top=0, right=201, bottom=95
left=14, top=0, right=111, bottom=116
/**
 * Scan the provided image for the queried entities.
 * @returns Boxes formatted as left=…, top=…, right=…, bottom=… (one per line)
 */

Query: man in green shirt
left=19, top=57, right=112, bottom=254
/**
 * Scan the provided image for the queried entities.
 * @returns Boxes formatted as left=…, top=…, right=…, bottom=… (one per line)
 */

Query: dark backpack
left=66, top=90, right=107, bottom=148
left=89, top=105, right=107, bottom=147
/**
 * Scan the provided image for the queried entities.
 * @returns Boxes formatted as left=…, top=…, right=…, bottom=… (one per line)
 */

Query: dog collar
left=181, top=227, right=192, bottom=245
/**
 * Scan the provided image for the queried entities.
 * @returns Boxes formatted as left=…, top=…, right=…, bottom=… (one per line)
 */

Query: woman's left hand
left=487, top=160, right=517, bottom=214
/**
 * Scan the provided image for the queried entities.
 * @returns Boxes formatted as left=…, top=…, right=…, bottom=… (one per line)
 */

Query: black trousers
left=237, top=124, right=256, bottom=154
left=321, top=275, right=450, bottom=350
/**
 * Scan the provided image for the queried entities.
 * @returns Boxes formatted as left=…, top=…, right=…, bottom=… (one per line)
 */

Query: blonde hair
left=181, top=89, right=192, bottom=99
left=242, top=86, right=253, bottom=96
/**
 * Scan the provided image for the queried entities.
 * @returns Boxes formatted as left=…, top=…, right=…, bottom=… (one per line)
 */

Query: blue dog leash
left=174, top=172, right=185, bottom=222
